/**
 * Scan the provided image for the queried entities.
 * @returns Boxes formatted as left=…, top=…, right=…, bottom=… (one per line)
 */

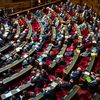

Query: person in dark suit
left=77, top=43, right=86, bottom=53
left=43, top=89, right=57, bottom=100
left=22, top=60, right=28, bottom=68
left=0, top=81, right=8, bottom=94
left=0, top=9, right=4, bottom=17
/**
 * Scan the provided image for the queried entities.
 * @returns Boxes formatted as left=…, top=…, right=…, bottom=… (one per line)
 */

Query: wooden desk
left=49, top=44, right=67, bottom=68
left=33, top=77, right=61, bottom=100
left=76, top=24, right=82, bottom=43
left=1, top=41, right=27, bottom=61
left=86, top=53, right=97, bottom=72
left=26, top=22, right=32, bottom=40
left=0, top=48, right=35, bottom=73
left=3, top=65, right=32, bottom=84
left=52, top=26, right=57, bottom=42
left=37, top=43, right=53, bottom=63
left=64, top=49, right=80, bottom=75
left=17, top=23, right=20, bottom=34
left=0, top=42, right=12, bottom=53
left=25, top=15, right=33, bottom=40
left=63, top=85, right=80, bottom=100
left=1, top=82, right=32, bottom=100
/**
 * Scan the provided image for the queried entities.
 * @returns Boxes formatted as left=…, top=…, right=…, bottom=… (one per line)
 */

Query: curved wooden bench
left=0, top=42, right=12, bottom=53
left=64, top=49, right=80, bottom=75
left=0, top=48, right=35, bottom=73
left=63, top=85, right=80, bottom=100
left=1, top=41, right=27, bottom=61
left=1, top=82, right=32, bottom=100
left=32, top=77, right=61, bottom=100
left=86, top=52, right=97, bottom=72
left=2, top=65, right=32, bottom=84
left=37, top=43, right=53, bottom=63
left=25, top=15, right=33, bottom=41
left=49, top=44, right=67, bottom=68
left=75, top=24, right=83, bottom=43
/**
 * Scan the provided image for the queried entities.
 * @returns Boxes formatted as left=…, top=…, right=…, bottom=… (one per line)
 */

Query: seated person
left=9, top=95, right=21, bottom=100
left=28, top=56, right=35, bottom=64
left=22, top=60, right=29, bottom=68
left=77, top=43, right=86, bottom=53
left=91, top=48, right=97, bottom=53
left=89, top=76, right=100, bottom=88
left=31, top=69, right=50, bottom=89
left=64, top=51, right=74, bottom=57
left=0, top=81, right=8, bottom=94
left=43, top=89, right=57, bottom=100
left=6, top=68, right=14, bottom=77
left=60, top=81, right=72, bottom=89
left=70, top=67, right=82, bottom=83
left=80, top=48, right=91, bottom=57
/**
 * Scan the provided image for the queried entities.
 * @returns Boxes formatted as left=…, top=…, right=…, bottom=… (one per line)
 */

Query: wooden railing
left=0, top=1, right=31, bottom=14
left=8, top=0, right=61, bottom=16
left=6, top=0, right=100, bottom=16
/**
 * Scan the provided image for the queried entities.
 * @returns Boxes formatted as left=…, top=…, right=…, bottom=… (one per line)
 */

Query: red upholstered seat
left=94, top=55, right=100, bottom=73
left=55, top=66, right=65, bottom=74
left=32, top=20, right=41, bottom=32
left=55, top=8, right=61, bottom=13
left=48, top=75, right=55, bottom=81
left=76, top=89, right=92, bottom=100
left=32, top=37, right=39, bottom=41
left=82, top=30, right=89, bottom=38
left=45, top=43, right=49, bottom=47
left=73, top=39, right=79, bottom=44
left=65, top=56, right=72, bottom=61
left=67, top=45, right=75, bottom=51
left=18, top=18, right=26, bottom=26
left=56, top=91, right=63, bottom=100
left=52, top=49, right=59, bottom=55
left=42, top=48, right=47, bottom=52
left=37, top=52, right=42, bottom=56
left=34, top=88, right=41, bottom=94
left=22, top=52, right=27, bottom=55
left=46, top=60, right=52, bottom=66
left=78, top=57, right=90, bottom=71
left=85, top=41, right=92, bottom=48
left=56, top=87, right=69, bottom=100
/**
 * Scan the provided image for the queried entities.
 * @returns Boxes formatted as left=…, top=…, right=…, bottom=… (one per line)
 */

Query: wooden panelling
left=8, top=0, right=61, bottom=16
left=0, top=1, right=31, bottom=8
left=71, top=0, right=100, bottom=15
left=0, top=0, right=99, bottom=15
